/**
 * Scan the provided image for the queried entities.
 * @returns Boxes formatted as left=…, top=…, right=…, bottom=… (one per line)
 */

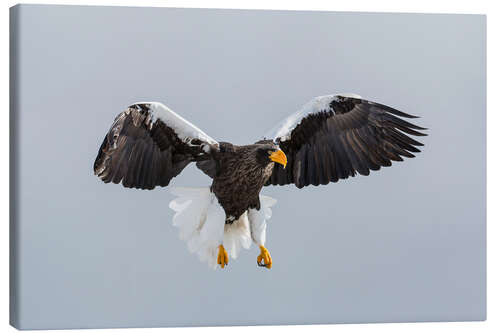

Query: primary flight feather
left=94, top=94, right=427, bottom=269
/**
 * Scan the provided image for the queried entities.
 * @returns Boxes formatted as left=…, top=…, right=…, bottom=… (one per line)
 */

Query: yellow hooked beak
left=269, top=149, right=287, bottom=168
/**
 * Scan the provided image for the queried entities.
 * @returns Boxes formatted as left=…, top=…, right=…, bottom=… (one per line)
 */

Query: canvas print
left=10, top=4, right=486, bottom=330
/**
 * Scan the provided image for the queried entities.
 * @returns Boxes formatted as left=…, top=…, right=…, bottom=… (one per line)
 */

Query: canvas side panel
left=9, top=4, right=21, bottom=330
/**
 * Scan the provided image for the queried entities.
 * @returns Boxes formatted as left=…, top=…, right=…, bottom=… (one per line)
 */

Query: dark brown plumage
left=208, top=142, right=277, bottom=222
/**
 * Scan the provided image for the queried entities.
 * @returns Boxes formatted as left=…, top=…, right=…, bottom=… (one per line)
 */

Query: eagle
left=94, top=94, right=426, bottom=269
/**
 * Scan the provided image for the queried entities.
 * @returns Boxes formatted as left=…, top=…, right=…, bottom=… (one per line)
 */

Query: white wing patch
left=135, top=102, right=218, bottom=146
left=265, top=93, right=362, bottom=142
left=169, top=187, right=277, bottom=268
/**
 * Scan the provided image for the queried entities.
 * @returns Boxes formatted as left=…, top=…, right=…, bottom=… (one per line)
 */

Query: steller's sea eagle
left=94, top=94, right=427, bottom=269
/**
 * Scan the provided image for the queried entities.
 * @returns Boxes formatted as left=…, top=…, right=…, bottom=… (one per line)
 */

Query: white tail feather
left=224, top=213, right=252, bottom=259
left=169, top=187, right=276, bottom=268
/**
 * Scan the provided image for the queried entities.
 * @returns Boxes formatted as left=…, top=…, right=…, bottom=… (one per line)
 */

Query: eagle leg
left=217, top=244, right=229, bottom=268
left=257, top=245, right=272, bottom=269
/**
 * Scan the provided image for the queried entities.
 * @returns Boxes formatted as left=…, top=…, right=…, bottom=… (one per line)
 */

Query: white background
left=1, top=0, right=496, bottom=332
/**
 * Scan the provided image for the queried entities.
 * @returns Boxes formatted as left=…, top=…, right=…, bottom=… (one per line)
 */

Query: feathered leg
left=248, top=195, right=277, bottom=269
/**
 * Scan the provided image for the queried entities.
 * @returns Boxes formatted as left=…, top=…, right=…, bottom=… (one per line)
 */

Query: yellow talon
left=217, top=245, right=228, bottom=268
left=257, top=245, right=272, bottom=269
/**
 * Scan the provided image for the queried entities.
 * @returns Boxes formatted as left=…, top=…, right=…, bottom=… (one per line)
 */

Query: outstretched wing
left=264, top=94, right=427, bottom=188
left=94, top=102, right=219, bottom=190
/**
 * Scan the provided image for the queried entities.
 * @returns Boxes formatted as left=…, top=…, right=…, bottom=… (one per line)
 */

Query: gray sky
left=11, top=4, right=485, bottom=329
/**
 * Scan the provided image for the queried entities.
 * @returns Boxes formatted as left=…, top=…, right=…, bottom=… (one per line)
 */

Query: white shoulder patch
left=336, top=92, right=362, bottom=99
left=133, top=102, right=218, bottom=146
left=265, top=93, right=362, bottom=142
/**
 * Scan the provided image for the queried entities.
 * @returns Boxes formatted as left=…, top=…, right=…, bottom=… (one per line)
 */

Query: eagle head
left=256, top=145, right=287, bottom=169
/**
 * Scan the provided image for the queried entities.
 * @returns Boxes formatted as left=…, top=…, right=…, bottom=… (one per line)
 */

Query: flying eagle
left=94, top=94, right=426, bottom=269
